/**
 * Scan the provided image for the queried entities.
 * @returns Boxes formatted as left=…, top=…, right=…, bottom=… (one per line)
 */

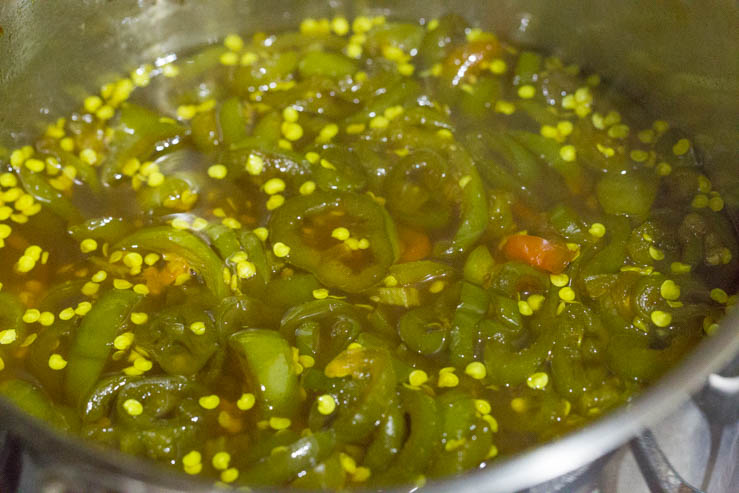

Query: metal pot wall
left=0, top=1, right=737, bottom=492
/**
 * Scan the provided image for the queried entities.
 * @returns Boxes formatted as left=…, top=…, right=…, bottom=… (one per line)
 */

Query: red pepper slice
left=502, top=234, right=573, bottom=274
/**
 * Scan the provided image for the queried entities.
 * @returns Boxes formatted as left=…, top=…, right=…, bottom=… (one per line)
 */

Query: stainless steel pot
left=0, top=1, right=737, bottom=492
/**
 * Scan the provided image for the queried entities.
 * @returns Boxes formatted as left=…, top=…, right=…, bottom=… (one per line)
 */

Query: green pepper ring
left=269, top=191, right=399, bottom=293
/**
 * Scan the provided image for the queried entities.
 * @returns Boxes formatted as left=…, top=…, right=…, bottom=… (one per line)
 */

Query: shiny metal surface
left=0, top=1, right=738, bottom=492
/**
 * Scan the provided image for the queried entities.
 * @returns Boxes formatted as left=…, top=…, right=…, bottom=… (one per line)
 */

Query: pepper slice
left=269, top=191, right=398, bottom=293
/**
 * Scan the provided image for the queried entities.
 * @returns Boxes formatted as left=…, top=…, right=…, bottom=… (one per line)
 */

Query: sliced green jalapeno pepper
left=269, top=191, right=398, bottom=293
left=115, top=226, right=227, bottom=299
left=230, top=329, right=301, bottom=419
left=65, top=289, right=142, bottom=405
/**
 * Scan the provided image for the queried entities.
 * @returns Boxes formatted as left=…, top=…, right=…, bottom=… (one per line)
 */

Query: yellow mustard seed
left=655, top=162, right=673, bottom=176
left=281, top=121, right=304, bottom=141
left=25, top=159, right=45, bottom=173
left=237, top=393, right=256, bottom=411
left=482, top=414, right=499, bottom=433
left=241, top=153, right=265, bottom=177
left=182, top=450, right=202, bottom=469
left=123, top=252, right=143, bottom=269
left=0, top=329, right=17, bottom=345
left=299, top=180, right=316, bottom=195
left=691, top=194, right=708, bottom=208
left=670, top=262, right=692, bottom=274
left=486, top=444, right=499, bottom=459
left=269, top=417, right=291, bottom=430
left=353, top=16, right=373, bottom=34
left=59, top=307, right=76, bottom=321
left=222, top=217, right=242, bottom=229
left=207, top=164, right=228, bottom=179
left=317, top=394, right=337, bottom=415
left=489, top=58, right=507, bottom=74
left=0, top=224, right=12, bottom=239
left=266, top=194, right=285, bottom=211
left=369, top=115, right=389, bottom=129
left=237, top=260, right=256, bottom=280
left=511, top=397, right=527, bottom=413
left=83, top=95, right=103, bottom=113
left=114, top=332, right=135, bottom=350
left=23, top=309, right=41, bottom=324
left=189, top=321, right=206, bottom=335
left=550, top=273, right=569, bottom=287
left=219, top=51, right=239, bottom=66
left=133, top=358, right=151, bottom=372
left=211, top=451, right=231, bottom=471
left=147, top=171, right=165, bottom=187
left=252, top=227, right=268, bottom=242
left=527, top=372, right=549, bottom=390
left=130, top=312, right=149, bottom=325
left=518, top=85, right=536, bottom=99
left=648, top=246, right=665, bottom=261
left=196, top=394, right=219, bottom=410
left=16, top=256, right=36, bottom=273
left=15, top=193, right=34, bottom=212
left=651, top=310, right=672, bottom=327
left=660, top=280, right=681, bottom=301
left=527, top=294, right=546, bottom=311
left=282, top=106, right=299, bottom=123
left=708, top=196, right=724, bottom=212
left=123, top=399, right=143, bottom=416
left=495, top=100, right=515, bottom=115
left=11, top=214, right=29, bottom=225
left=171, top=217, right=191, bottom=230
left=353, top=466, right=371, bottom=482
left=220, top=468, right=239, bottom=483
left=540, top=125, right=558, bottom=139
left=710, top=288, right=729, bottom=304
left=428, top=280, right=445, bottom=293
left=331, top=227, right=351, bottom=241
left=474, top=399, right=492, bottom=415
left=79, top=148, right=98, bottom=166
left=113, top=279, right=132, bottom=290
left=25, top=245, right=42, bottom=261
left=672, top=138, right=690, bottom=156
left=10, top=149, right=26, bottom=168
left=38, top=312, right=55, bottom=326
left=0, top=173, right=18, bottom=188
left=559, top=287, right=576, bottom=302
left=438, top=371, right=459, bottom=388
left=133, top=283, right=149, bottom=296
left=518, top=300, right=533, bottom=316
left=96, top=105, right=115, bottom=120
left=312, top=288, right=329, bottom=300
left=346, top=123, right=366, bottom=134
left=0, top=205, right=13, bottom=221
left=465, top=362, right=487, bottom=380
left=224, top=33, right=244, bottom=52
left=408, top=369, right=429, bottom=387
left=263, top=178, right=286, bottom=195
left=398, top=63, right=415, bottom=76
left=589, top=222, right=606, bottom=238
left=339, top=452, right=357, bottom=474
left=298, top=355, right=315, bottom=370
left=559, top=144, right=577, bottom=162
left=331, top=16, right=350, bottom=35
left=141, top=253, right=160, bottom=267
left=48, top=354, right=67, bottom=370
left=346, top=42, right=363, bottom=59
